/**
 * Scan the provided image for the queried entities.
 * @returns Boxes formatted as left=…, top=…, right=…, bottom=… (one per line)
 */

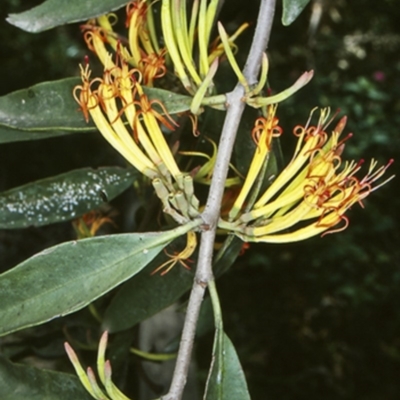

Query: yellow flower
left=151, top=231, right=197, bottom=275
left=219, top=108, right=394, bottom=243
left=81, top=0, right=165, bottom=86
left=161, top=0, right=248, bottom=94
left=73, top=54, right=181, bottom=183
left=74, top=52, right=201, bottom=223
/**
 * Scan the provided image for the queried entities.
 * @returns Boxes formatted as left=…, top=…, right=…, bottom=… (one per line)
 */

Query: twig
left=161, top=1, right=276, bottom=398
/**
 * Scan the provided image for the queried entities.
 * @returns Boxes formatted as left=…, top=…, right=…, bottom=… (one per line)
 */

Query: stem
left=208, top=279, right=222, bottom=329
left=161, top=1, right=276, bottom=398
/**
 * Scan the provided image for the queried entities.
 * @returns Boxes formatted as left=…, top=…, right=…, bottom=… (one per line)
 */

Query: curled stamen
left=319, top=209, right=349, bottom=237
left=151, top=231, right=197, bottom=276
left=135, top=94, right=179, bottom=131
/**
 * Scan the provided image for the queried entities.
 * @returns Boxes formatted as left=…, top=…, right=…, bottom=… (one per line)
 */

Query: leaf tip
left=6, top=13, right=36, bottom=33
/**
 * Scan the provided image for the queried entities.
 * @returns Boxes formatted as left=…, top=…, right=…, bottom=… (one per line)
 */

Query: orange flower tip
left=337, top=115, right=346, bottom=127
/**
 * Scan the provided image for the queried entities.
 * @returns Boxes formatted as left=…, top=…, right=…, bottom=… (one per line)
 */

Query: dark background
left=1, top=0, right=400, bottom=399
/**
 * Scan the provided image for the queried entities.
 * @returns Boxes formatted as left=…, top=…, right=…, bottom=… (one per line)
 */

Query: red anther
left=356, top=159, right=365, bottom=168
left=382, top=158, right=395, bottom=171
left=84, top=55, right=90, bottom=65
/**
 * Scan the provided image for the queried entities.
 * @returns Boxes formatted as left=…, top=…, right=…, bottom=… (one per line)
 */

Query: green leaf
left=204, top=332, right=251, bottom=400
left=102, top=249, right=194, bottom=333
left=104, top=231, right=247, bottom=333
left=0, top=128, right=73, bottom=143
left=0, top=78, right=192, bottom=143
left=0, top=78, right=94, bottom=142
left=0, top=222, right=198, bottom=337
left=6, top=0, right=129, bottom=33
left=0, top=167, right=137, bottom=229
left=213, top=236, right=245, bottom=277
left=142, top=86, right=192, bottom=116
left=282, top=0, right=311, bottom=26
left=0, top=355, right=92, bottom=400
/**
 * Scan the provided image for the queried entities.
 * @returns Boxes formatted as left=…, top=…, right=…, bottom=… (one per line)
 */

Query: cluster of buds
left=219, top=107, right=394, bottom=243
left=160, top=0, right=248, bottom=96
left=65, top=332, right=132, bottom=400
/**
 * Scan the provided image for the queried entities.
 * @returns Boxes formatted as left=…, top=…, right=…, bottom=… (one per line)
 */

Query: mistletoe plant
left=0, top=0, right=393, bottom=399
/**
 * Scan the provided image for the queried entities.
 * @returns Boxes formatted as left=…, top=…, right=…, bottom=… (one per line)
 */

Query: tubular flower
left=161, top=0, right=249, bottom=95
left=219, top=108, right=394, bottom=243
left=152, top=231, right=197, bottom=275
left=74, top=53, right=200, bottom=222
left=81, top=1, right=165, bottom=86
left=74, top=57, right=164, bottom=179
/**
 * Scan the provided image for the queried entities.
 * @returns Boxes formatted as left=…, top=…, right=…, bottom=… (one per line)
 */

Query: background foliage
left=1, top=0, right=399, bottom=399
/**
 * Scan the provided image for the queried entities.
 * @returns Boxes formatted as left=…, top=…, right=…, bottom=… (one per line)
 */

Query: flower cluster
left=82, top=0, right=165, bottom=87
left=73, top=54, right=200, bottom=224
left=219, top=108, right=394, bottom=243
left=81, top=0, right=247, bottom=95
left=74, top=2, right=393, bottom=248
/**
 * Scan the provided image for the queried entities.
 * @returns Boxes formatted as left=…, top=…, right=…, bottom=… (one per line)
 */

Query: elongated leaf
left=204, top=332, right=251, bottom=400
left=0, top=167, right=137, bottom=229
left=142, top=86, right=193, bottom=117
left=102, top=251, right=194, bottom=333
left=7, top=0, right=129, bottom=33
left=282, top=0, right=311, bottom=26
left=0, top=78, right=192, bottom=143
left=0, top=222, right=198, bottom=337
left=213, top=236, right=245, bottom=277
left=0, top=128, right=72, bottom=143
left=0, top=78, right=93, bottom=139
left=0, top=355, right=92, bottom=400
